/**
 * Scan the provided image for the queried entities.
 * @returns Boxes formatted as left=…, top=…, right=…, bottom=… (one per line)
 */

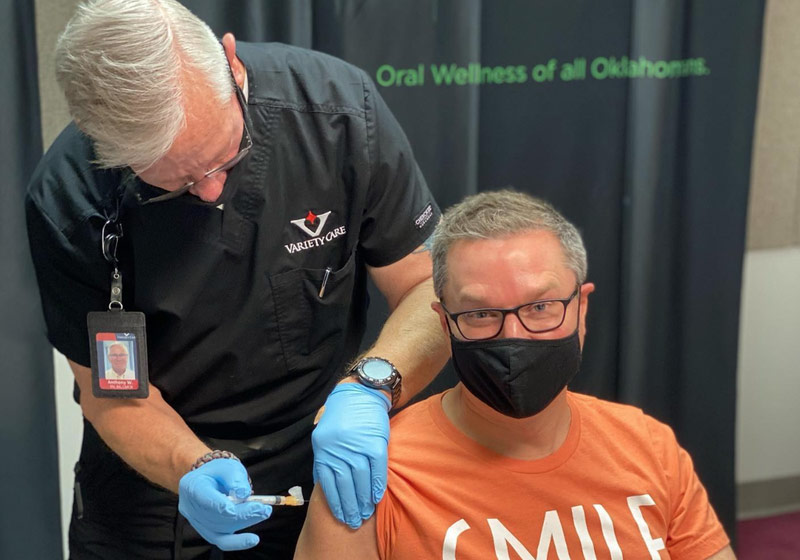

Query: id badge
left=87, top=310, right=149, bottom=398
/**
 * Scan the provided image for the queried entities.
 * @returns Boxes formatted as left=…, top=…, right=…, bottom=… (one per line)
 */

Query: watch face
left=361, top=358, right=394, bottom=384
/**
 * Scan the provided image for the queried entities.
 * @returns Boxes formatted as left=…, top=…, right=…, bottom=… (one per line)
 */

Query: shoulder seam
left=247, top=97, right=365, bottom=118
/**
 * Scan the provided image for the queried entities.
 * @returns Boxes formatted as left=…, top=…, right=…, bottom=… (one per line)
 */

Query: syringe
left=229, top=485, right=305, bottom=506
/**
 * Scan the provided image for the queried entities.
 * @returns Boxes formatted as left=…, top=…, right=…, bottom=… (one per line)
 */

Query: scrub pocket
left=269, top=251, right=357, bottom=373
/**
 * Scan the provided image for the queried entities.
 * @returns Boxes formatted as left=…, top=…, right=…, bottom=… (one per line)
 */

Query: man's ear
left=578, top=282, right=595, bottom=346
left=431, top=301, right=450, bottom=337
left=221, top=33, right=245, bottom=89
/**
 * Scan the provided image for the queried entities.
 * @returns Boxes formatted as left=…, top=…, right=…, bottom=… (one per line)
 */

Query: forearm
left=69, top=359, right=210, bottom=492
left=359, top=278, right=448, bottom=407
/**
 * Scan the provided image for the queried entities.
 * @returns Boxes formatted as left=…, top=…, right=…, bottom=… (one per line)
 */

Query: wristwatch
left=349, top=357, right=402, bottom=409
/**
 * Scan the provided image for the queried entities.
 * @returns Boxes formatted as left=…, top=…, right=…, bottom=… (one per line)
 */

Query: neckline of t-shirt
left=427, top=389, right=582, bottom=474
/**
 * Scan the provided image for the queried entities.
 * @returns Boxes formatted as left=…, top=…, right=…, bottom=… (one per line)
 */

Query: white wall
left=54, top=352, right=83, bottom=559
left=736, top=247, right=800, bottom=483
left=735, top=0, right=800, bottom=495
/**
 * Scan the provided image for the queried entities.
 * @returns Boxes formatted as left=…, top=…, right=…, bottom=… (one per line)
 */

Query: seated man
left=295, top=190, right=734, bottom=560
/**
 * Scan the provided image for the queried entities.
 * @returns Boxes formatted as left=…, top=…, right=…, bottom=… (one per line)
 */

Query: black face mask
left=449, top=331, right=582, bottom=418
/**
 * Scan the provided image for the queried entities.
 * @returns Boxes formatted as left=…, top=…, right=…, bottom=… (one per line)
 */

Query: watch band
left=351, top=356, right=402, bottom=408
left=387, top=371, right=402, bottom=409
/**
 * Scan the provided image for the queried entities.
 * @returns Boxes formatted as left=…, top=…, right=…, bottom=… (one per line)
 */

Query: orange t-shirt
left=376, top=390, right=729, bottom=560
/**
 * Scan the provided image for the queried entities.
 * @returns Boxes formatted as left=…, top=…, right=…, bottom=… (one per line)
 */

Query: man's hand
left=311, top=383, right=391, bottom=528
left=178, top=458, right=272, bottom=551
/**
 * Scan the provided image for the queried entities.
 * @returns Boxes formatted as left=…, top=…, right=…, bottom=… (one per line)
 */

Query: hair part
left=431, top=189, right=588, bottom=298
left=55, top=0, right=233, bottom=170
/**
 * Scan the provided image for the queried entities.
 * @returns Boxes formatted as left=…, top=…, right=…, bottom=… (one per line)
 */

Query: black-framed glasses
left=141, top=81, right=253, bottom=205
left=441, top=284, right=581, bottom=341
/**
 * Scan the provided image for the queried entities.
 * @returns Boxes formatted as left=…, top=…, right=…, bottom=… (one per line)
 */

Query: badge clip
left=86, top=214, right=149, bottom=398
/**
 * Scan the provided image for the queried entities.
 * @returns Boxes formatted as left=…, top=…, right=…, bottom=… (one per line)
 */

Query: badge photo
left=87, top=311, right=149, bottom=398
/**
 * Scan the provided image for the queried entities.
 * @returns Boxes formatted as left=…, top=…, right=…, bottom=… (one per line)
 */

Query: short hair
left=431, top=189, right=588, bottom=298
left=55, top=0, right=232, bottom=170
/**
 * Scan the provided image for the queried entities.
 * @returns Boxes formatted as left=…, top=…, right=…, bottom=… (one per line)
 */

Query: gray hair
left=55, top=0, right=232, bottom=170
left=107, top=342, right=127, bottom=354
left=431, top=189, right=588, bottom=298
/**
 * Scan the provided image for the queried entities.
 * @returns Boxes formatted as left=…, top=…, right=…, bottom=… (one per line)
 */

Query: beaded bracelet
left=191, top=449, right=241, bottom=470
left=190, top=450, right=253, bottom=488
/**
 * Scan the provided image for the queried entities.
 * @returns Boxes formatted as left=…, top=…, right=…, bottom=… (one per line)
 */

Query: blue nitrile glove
left=178, top=458, right=272, bottom=551
left=312, top=382, right=391, bottom=529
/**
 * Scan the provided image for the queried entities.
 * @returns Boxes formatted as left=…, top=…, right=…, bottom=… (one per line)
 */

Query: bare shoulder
left=294, top=485, right=380, bottom=560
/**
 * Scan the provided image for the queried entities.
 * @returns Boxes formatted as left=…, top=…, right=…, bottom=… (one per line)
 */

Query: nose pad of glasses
left=500, top=312, right=529, bottom=338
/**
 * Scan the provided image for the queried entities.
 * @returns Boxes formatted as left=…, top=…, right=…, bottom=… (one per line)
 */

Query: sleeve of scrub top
left=356, top=72, right=441, bottom=268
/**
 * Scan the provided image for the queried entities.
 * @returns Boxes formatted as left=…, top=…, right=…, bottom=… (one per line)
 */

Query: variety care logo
left=285, top=209, right=347, bottom=254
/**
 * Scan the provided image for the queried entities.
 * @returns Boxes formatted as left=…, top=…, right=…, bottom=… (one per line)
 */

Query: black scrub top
left=26, top=42, right=439, bottom=477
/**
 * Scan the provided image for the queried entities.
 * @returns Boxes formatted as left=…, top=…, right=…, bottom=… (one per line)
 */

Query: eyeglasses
left=141, top=81, right=253, bottom=205
left=108, top=353, right=128, bottom=358
left=441, top=285, right=581, bottom=341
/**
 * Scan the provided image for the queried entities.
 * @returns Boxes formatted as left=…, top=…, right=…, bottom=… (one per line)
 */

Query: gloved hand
left=312, top=382, right=390, bottom=528
left=178, top=458, right=272, bottom=551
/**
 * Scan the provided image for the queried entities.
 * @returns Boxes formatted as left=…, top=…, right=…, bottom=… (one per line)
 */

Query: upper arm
left=295, top=485, right=380, bottom=560
left=67, top=358, right=173, bottom=421
left=68, top=359, right=93, bottom=396
left=705, top=545, right=736, bottom=560
left=368, top=236, right=434, bottom=310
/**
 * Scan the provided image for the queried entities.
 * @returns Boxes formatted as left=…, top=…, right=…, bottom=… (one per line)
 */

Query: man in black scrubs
left=25, top=0, right=448, bottom=558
